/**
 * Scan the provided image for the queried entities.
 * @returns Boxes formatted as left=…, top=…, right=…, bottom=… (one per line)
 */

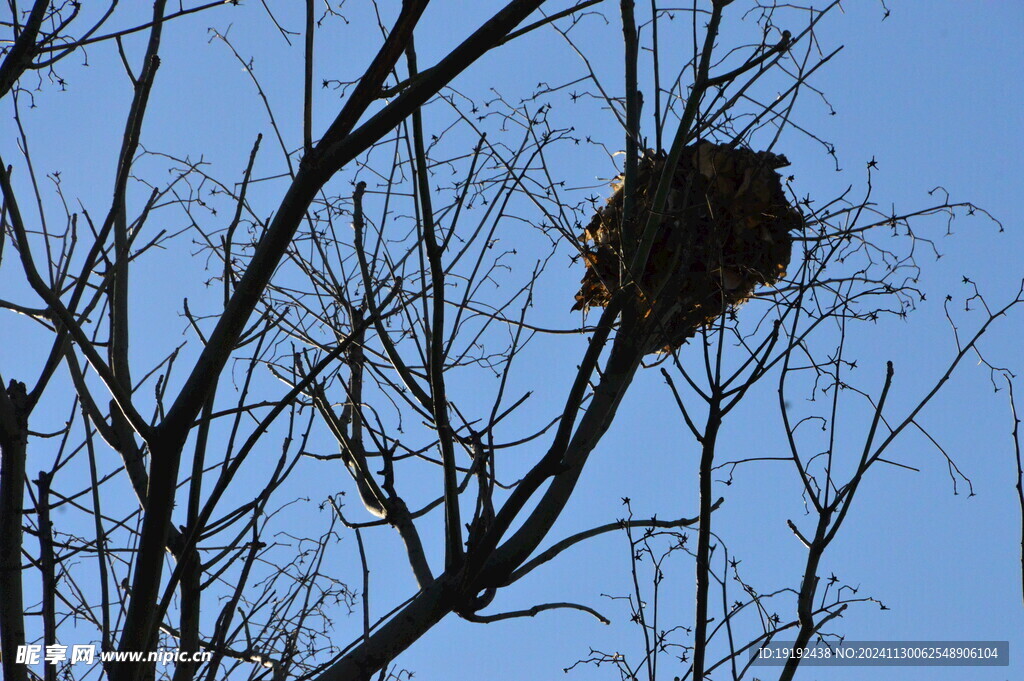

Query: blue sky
left=394, top=4, right=1024, bottom=679
left=2, top=2, right=1022, bottom=680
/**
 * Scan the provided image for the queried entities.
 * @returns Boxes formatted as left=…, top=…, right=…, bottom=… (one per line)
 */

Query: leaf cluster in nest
left=574, top=141, right=802, bottom=353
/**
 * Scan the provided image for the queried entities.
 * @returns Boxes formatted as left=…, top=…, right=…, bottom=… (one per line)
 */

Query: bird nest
left=573, top=141, right=802, bottom=353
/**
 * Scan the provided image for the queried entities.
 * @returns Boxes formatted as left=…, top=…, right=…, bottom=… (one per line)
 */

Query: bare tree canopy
left=1, top=2, right=1022, bottom=681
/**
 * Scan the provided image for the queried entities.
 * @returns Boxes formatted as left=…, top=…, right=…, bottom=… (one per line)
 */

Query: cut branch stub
left=574, top=141, right=801, bottom=353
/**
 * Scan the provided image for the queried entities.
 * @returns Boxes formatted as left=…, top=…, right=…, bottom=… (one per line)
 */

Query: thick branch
left=0, top=0, right=49, bottom=99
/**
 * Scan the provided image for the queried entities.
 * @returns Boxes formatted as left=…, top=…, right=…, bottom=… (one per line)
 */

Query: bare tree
left=0, top=2, right=1018, bottom=681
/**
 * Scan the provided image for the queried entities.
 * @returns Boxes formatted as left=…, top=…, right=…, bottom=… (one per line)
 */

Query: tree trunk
left=0, top=380, right=29, bottom=681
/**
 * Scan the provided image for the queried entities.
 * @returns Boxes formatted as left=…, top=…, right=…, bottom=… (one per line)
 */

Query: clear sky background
left=2, top=2, right=1023, bottom=680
